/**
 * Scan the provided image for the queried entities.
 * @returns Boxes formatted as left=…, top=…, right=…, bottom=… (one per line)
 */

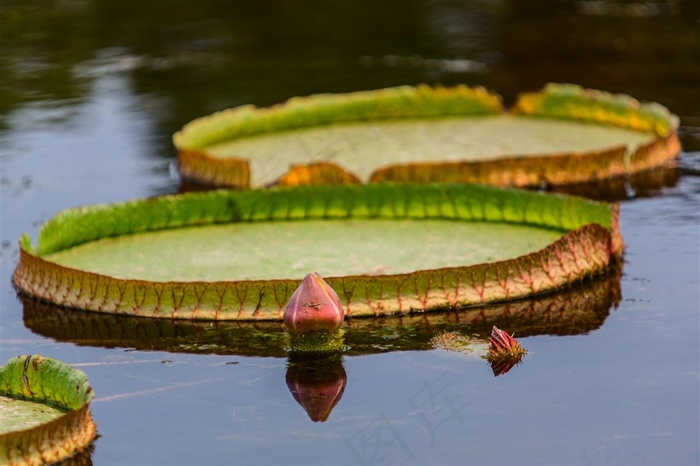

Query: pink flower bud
left=488, top=325, right=526, bottom=357
left=284, top=273, right=344, bottom=334
left=486, top=326, right=527, bottom=376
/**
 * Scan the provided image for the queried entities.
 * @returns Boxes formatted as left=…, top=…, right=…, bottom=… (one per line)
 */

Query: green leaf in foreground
left=14, top=183, right=623, bottom=320
left=0, top=355, right=96, bottom=466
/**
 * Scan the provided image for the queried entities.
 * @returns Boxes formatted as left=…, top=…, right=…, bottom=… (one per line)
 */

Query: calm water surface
left=1, top=2, right=698, bottom=465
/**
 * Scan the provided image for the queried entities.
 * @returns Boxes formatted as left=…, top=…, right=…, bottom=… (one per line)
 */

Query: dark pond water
left=1, top=2, right=699, bottom=465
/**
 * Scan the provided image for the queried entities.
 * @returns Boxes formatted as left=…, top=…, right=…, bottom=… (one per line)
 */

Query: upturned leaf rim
left=173, top=83, right=680, bottom=188
left=14, top=183, right=622, bottom=321
left=0, top=355, right=96, bottom=466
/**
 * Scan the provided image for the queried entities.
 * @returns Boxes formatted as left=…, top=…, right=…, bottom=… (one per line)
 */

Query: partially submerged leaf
left=0, top=355, right=96, bottom=466
left=173, top=84, right=680, bottom=188
left=14, top=183, right=623, bottom=320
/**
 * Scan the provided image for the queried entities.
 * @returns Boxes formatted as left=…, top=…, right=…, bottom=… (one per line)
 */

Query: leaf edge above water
left=14, top=183, right=622, bottom=320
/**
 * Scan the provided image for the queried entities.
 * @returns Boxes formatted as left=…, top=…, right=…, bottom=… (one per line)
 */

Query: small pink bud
left=284, top=273, right=344, bottom=334
left=486, top=326, right=526, bottom=376
left=488, top=326, right=526, bottom=358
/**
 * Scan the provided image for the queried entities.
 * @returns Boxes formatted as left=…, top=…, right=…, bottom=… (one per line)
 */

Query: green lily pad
left=14, top=183, right=622, bottom=320
left=44, top=220, right=562, bottom=282
left=0, top=355, right=96, bottom=465
left=174, top=83, right=680, bottom=188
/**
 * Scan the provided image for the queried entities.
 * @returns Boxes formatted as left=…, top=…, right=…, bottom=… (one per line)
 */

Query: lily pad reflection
left=21, top=266, right=621, bottom=357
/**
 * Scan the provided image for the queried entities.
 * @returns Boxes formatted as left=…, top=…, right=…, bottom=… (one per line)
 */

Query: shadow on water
left=549, top=164, right=680, bottom=201
left=176, top=161, right=683, bottom=201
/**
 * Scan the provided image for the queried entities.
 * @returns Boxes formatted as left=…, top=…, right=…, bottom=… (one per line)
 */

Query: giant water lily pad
left=14, top=183, right=622, bottom=320
left=173, top=83, right=680, bottom=188
left=0, top=355, right=96, bottom=466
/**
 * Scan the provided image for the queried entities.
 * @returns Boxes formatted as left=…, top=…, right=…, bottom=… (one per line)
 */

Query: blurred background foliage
left=1, top=0, right=698, bottom=148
